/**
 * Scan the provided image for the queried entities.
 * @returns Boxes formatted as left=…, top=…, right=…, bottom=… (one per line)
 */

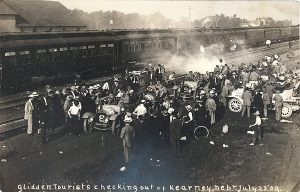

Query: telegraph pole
left=188, top=5, right=192, bottom=28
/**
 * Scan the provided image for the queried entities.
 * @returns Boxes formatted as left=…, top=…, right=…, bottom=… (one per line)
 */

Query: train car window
left=281, top=28, right=292, bottom=35
left=70, top=47, right=78, bottom=59
left=141, top=41, right=146, bottom=51
left=146, top=41, right=151, bottom=50
left=59, top=47, right=68, bottom=59
left=134, top=42, right=140, bottom=51
left=158, top=39, right=162, bottom=48
left=0, top=54, right=2, bottom=67
left=127, top=43, right=134, bottom=52
left=48, top=48, right=58, bottom=63
left=107, top=44, right=114, bottom=55
left=152, top=41, right=157, bottom=49
left=79, top=46, right=87, bottom=58
left=99, top=44, right=107, bottom=55
left=17, top=51, right=30, bottom=64
left=4, top=52, right=16, bottom=66
left=87, top=45, right=95, bottom=57
left=36, top=49, right=47, bottom=64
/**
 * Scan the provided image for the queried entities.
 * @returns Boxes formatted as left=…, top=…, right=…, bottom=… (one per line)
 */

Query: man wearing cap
left=241, top=87, right=252, bottom=118
left=249, top=111, right=263, bottom=146
left=25, top=92, right=39, bottom=135
left=274, top=89, right=283, bottom=121
left=120, top=114, right=135, bottom=164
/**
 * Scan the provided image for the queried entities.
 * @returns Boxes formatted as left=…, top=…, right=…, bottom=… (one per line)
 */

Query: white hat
left=124, top=115, right=132, bottom=123
left=200, top=90, right=206, bottom=94
left=255, top=111, right=260, bottom=115
left=209, top=90, right=215, bottom=94
left=29, top=92, right=39, bottom=98
left=279, top=76, right=285, bottom=81
left=93, top=85, right=98, bottom=89
left=141, top=99, right=146, bottom=103
left=88, top=86, right=93, bottom=90
left=168, top=108, right=175, bottom=114
left=185, top=105, right=192, bottom=110
left=149, top=63, right=152, bottom=66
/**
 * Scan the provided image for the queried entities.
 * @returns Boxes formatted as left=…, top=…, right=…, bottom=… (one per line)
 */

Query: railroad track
left=0, top=41, right=298, bottom=137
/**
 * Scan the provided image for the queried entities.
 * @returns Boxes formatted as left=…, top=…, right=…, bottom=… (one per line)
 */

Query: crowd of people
left=24, top=53, right=300, bottom=165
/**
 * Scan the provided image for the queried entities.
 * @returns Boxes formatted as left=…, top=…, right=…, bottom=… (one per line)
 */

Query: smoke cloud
left=162, top=43, right=226, bottom=74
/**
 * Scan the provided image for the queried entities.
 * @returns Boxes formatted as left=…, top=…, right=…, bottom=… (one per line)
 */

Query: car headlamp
left=88, top=117, right=94, bottom=123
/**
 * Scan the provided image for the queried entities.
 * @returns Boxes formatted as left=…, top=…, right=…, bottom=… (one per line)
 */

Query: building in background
left=0, top=0, right=87, bottom=33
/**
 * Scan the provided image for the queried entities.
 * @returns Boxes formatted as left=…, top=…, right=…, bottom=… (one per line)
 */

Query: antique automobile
left=82, top=104, right=123, bottom=134
left=179, top=81, right=198, bottom=99
left=228, top=84, right=300, bottom=118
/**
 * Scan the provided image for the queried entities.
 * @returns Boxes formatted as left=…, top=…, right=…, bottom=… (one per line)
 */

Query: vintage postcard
left=0, top=0, right=299, bottom=192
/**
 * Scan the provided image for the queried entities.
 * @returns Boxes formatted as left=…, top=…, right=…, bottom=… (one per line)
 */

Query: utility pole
left=188, top=5, right=192, bottom=28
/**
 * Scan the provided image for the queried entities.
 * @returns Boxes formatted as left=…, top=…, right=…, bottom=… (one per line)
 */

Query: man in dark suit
left=169, top=113, right=182, bottom=154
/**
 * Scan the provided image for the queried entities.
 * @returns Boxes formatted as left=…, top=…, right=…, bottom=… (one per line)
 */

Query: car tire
left=83, top=119, right=94, bottom=134
left=281, top=103, right=293, bottom=118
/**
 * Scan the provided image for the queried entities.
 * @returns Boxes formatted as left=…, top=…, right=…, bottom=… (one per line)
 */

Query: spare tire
left=228, top=98, right=243, bottom=113
left=281, top=103, right=293, bottom=118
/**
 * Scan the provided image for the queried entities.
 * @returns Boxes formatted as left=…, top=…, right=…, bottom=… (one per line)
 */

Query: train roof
left=0, top=25, right=298, bottom=39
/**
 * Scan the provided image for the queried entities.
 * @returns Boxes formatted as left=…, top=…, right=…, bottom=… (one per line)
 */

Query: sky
left=54, top=0, right=300, bottom=24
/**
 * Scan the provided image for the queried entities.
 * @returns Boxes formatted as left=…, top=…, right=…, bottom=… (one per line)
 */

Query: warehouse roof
left=3, top=0, right=86, bottom=27
left=0, top=1, right=16, bottom=15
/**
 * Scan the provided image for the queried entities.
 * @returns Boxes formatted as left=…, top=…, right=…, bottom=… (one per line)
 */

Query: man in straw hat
left=120, top=113, right=135, bottom=164
left=249, top=111, right=263, bottom=146
left=25, top=92, right=39, bottom=135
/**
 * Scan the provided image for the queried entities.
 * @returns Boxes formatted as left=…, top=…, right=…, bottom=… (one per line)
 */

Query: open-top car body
left=228, top=84, right=300, bottom=118
left=82, top=104, right=123, bottom=134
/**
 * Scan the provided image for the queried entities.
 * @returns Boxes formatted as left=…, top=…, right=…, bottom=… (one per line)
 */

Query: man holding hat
left=25, top=92, right=39, bottom=135
left=120, top=114, right=135, bottom=164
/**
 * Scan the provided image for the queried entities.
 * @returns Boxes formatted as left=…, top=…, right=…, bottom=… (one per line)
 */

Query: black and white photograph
left=0, top=0, right=299, bottom=191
